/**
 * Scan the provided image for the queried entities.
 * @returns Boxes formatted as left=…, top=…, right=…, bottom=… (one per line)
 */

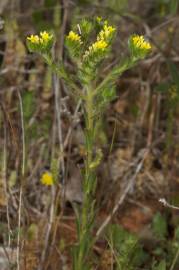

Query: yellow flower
left=27, top=31, right=53, bottom=45
left=27, top=35, right=40, bottom=44
left=40, top=31, right=53, bottom=43
left=67, top=31, right=82, bottom=43
left=40, top=172, right=54, bottom=186
left=96, top=16, right=102, bottom=22
left=98, top=24, right=116, bottom=41
left=104, top=24, right=116, bottom=34
left=92, top=40, right=108, bottom=50
left=169, top=85, right=177, bottom=99
left=83, top=40, right=108, bottom=59
left=132, top=35, right=151, bottom=50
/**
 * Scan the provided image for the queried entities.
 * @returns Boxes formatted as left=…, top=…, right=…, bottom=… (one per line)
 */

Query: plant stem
left=76, top=87, right=96, bottom=270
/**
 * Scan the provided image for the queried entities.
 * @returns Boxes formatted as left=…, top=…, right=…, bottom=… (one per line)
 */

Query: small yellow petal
left=40, top=172, right=54, bottom=186
left=92, top=40, right=108, bottom=50
left=67, top=31, right=82, bottom=43
left=27, top=35, right=40, bottom=44
left=40, top=31, right=53, bottom=42
left=132, top=35, right=151, bottom=50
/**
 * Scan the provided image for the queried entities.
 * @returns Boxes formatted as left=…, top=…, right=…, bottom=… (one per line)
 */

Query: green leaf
left=153, top=260, right=166, bottom=270
left=175, top=226, right=179, bottom=241
left=108, top=0, right=128, bottom=13
left=155, top=82, right=171, bottom=93
left=80, top=19, right=93, bottom=39
left=45, top=0, right=56, bottom=8
left=22, top=91, right=35, bottom=121
left=170, top=0, right=178, bottom=14
left=168, top=61, right=179, bottom=91
left=152, top=212, right=167, bottom=240
left=107, top=224, right=147, bottom=269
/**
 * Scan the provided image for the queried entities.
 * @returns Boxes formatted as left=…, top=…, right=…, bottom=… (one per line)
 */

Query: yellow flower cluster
left=92, top=40, right=108, bottom=50
left=97, top=23, right=116, bottom=41
left=83, top=21, right=115, bottom=59
left=132, top=35, right=151, bottom=50
left=67, top=31, right=82, bottom=44
left=40, top=172, right=54, bottom=186
left=27, top=31, right=53, bottom=45
left=27, top=35, right=39, bottom=44
left=40, top=31, right=52, bottom=42
left=83, top=40, right=107, bottom=58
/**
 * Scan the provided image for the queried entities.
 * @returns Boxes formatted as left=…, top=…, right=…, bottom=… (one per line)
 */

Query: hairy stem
left=76, top=87, right=96, bottom=270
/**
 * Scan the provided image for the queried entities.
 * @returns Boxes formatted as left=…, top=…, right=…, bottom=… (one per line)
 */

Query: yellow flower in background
left=41, top=172, right=54, bottom=186
left=27, top=35, right=40, bottom=44
left=96, top=16, right=102, bottom=22
left=169, top=85, right=177, bottom=100
left=67, top=31, right=82, bottom=43
left=132, top=35, right=151, bottom=50
left=40, top=31, right=53, bottom=43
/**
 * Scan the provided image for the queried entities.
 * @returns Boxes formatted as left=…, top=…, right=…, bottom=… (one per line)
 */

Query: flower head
left=27, top=35, right=40, bottom=44
left=83, top=40, right=108, bottom=59
left=92, top=40, right=108, bottom=51
left=132, top=35, right=151, bottom=50
left=40, top=172, right=54, bottom=186
left=67, top=31, right=82, bottom=43
left=129, top=34, right=151, bottom=59
left=98, top=23, right=116, bottom=41
left=40, top=31, right=53, bottom=43
left=27, top=31, right=54, bottom=53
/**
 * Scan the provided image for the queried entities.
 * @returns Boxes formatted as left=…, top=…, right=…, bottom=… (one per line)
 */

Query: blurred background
left=0, top=0, right=179, bottom=269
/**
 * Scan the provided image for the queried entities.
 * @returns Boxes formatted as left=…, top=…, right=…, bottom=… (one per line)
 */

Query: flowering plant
left=27, top=31, right=54, bottom=54
left=27, top=18, right=151, bottom=269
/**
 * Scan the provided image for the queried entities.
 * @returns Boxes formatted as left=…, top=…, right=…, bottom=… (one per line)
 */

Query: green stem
left=43, top=54, right=83, bottom=98
left=94, top=57, right=135, bottom=95
left=76, top=87, right=95, bottom=270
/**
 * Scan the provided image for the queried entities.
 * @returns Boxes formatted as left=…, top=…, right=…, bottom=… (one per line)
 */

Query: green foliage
left=156, top=0, right=178, bottom=16
left=107, top=224, right=147, bottom=270
left=65, top=34, right=82, bottom=59
left=155, top=61, right=179, bottom=153
left=151, top=212, right=179, bottom=270
left=107, top=0, right=128, bottom=13
left=168, top=61, right=179, bottom=96
left=50, top=158, right=60, bottom=184
left=106, top=215, right=179, bottom=270
left=22, top=91, right=35, bottom=121
left=32, top=0, right=58, bottom=30
left=153, top=260, right=166, bottom=270
left=22, top=90, right=37, bottom=142
left=79, top=19, right=93, bottom=42
left=45, top=0, right=57, bottom=8
left=152, top=212, right=168, bottom=240
left=170, top=0, right=179, bottom=14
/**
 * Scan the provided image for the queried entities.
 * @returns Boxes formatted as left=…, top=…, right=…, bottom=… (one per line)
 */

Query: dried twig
left=159, top=198, right=179, bottom=210
left=2, top=122, right=12, bottom=247
left=38, top=187, right=55, bottom=270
